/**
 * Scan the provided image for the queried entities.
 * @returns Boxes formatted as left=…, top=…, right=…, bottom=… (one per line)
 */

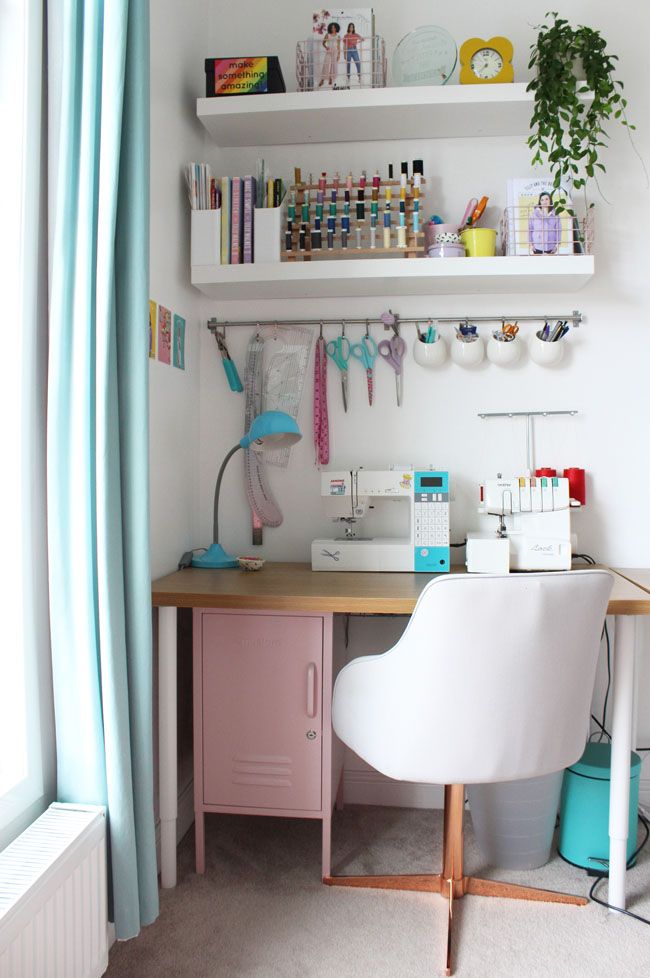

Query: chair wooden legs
left=324, top=783, right=588, bottom=975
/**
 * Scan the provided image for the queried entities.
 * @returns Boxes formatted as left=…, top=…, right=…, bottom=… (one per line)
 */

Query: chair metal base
left=323, top=784, right=587, bottom=976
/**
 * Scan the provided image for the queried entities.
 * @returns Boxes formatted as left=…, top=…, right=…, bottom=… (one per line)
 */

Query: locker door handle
left=306, top=663, right=317, bottom=718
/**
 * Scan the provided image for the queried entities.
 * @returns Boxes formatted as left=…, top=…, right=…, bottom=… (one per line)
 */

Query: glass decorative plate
left=392, top=26, right=458, bottom=87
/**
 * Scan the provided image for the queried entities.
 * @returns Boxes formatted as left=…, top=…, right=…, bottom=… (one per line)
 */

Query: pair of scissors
left=349, top=331, right=378, bottom=406
left=326, top=331, right=350, bottom=412
left=378, top=330, right=406, bottom=406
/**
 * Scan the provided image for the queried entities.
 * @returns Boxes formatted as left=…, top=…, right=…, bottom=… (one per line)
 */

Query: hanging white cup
left=487, top=335, right=522, bottom=366
left=451, top=336, right=485, bottom=367
left=413, top=336, right=447, bottom=367
left=529, top=332, right=565, bottom=366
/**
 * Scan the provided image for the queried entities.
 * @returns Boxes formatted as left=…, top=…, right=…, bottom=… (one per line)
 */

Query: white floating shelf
left=197, top=83, right=581, bottom=147
left=191, top=256, right=594, bottom=300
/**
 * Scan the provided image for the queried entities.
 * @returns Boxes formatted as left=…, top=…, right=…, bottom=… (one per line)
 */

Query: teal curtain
left=47, top=0, right=158, bottom=939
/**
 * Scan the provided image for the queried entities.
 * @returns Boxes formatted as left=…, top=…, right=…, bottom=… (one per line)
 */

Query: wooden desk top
left=614, top=568, right=650, bottom=596
left=152, top=563, right=650, bottom=616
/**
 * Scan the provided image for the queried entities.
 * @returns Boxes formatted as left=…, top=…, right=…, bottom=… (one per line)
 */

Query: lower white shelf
left=191, top=256, right=595, bottom=300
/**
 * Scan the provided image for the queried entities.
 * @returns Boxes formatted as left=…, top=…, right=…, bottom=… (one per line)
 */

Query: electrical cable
left=587, top=813, right=650, bottom=926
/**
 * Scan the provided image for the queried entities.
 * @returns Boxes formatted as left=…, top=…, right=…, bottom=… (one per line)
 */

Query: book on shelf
left=505, top=176, right=575, bottom=256
left=220, top=176, right=231, bottom=263
left=243, top=175, right=257, bottom=263
left=230, top=177, right=243, bottom=264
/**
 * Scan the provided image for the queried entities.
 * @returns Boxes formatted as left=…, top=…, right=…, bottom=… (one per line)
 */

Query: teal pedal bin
left=558, top=742, right=641, bottom=870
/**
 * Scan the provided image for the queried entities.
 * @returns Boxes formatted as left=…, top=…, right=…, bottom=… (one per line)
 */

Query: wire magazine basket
left=501, top=205, right=594, bottom=256
left=296, top=35, right=387, bottom=91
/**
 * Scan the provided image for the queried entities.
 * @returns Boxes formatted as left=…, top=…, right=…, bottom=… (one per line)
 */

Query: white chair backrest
left=332, top=571, right=613, bottom=785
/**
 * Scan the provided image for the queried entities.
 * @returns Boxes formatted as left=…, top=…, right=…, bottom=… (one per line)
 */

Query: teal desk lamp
left=191, top=410, right=302, bottom=569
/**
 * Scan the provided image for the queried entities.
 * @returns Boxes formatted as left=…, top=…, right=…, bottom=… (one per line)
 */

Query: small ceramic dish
left=238, top=556, right=265, bottom=571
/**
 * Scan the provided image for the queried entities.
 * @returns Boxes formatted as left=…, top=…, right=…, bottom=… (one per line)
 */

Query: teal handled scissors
left=326, top=330, right=351, bottom=412
left=349, top=330, right=378, bottom=406
left=378, top=329, right=406, bottom=406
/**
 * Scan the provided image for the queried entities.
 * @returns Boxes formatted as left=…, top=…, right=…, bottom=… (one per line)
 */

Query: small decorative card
left=157, top=304, right=171, bottom=364
left=149, top=300, right=157, bottom=358
left=173, top=314, right=186, bottom=369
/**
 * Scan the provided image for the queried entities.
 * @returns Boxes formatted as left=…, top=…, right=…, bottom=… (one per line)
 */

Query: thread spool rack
left=284, top=175, right=426, bottom=261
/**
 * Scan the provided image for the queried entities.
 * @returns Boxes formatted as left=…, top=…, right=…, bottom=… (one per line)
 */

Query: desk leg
left=608, top=615, right=636, bottom=911
left=159, top=606, right=178, bottom=889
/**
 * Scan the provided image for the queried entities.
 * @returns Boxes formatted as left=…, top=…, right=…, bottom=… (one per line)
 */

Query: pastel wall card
left=149, top=300, right=157, bottom=358
left=157, top=305, right=172, bottom=364
left=173, top=314, right=186, bottom=369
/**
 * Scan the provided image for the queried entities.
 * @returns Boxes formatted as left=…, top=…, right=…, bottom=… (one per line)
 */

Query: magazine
left=506, top=176, right=575, bottom=255
left=312, top=9, right=374, bottom=89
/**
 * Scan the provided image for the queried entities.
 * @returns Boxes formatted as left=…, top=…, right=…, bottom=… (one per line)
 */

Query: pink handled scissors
left=377, top=332, right=406, bottom=406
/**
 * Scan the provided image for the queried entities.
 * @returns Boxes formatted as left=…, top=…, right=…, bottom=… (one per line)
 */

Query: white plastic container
left=191, top=208, right=222, bottom=271
left=468, top=771, right=564, bottom=870
left=254, top=198, right=287, bottom=263
left=451, top=336, right=484, bottom=367
left=413, top=336, right=447, bottom=366
left=487, top=335, right=522, bottom=366
left=529, top=332, right=565, bottom=366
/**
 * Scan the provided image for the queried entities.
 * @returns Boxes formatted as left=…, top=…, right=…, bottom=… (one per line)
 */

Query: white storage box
left=191, top=208, right=221, bottom=271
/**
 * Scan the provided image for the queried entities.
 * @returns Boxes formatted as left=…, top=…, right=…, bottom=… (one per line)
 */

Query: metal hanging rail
left=478, top=410, right=579, bottom=475
left=207, top=309, right=583, bottom=332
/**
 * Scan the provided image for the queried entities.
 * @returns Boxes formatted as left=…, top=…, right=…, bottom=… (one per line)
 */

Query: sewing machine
left=466, top=476, right=575, bottom=573
left=311, top=469, right=450, bottom=572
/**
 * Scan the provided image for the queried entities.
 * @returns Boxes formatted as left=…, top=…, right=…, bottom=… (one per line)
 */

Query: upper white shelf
left=191, top=256, right=594, bottom=301
left=197, top=83, right=548, bottom=147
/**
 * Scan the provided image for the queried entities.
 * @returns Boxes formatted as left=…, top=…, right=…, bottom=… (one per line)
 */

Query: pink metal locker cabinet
left=193, top=608, right=343, bottom=878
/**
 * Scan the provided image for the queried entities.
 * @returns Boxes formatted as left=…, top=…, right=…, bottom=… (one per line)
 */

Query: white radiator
left=0, top=803, right=108, bottom=978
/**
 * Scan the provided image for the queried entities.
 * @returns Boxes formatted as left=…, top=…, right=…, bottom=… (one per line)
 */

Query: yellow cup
left=460, top=228, right=497, bottom=257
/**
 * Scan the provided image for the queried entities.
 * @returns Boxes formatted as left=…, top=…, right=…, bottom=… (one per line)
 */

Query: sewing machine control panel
left=414, top=471, right=450, bottom=572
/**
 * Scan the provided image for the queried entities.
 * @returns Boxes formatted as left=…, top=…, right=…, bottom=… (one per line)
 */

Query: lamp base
left=191, top=544, right=239, bottom=569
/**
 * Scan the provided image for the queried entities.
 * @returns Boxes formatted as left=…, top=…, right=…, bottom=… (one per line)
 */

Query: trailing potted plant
left=527, top=11, right=635, bottom=203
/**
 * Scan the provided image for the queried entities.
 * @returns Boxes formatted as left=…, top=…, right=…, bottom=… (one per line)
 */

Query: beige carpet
left=106, top=806, right=650, bottom=978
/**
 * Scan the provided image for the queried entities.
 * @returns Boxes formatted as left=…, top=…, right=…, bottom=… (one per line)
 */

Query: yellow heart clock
left=459, top=37, right=514, bottom=84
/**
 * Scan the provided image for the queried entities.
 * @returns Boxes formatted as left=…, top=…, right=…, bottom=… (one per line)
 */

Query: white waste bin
left=468, top=771, right=564, bottom=870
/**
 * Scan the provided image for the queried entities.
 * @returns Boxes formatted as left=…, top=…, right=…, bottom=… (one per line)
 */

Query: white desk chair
left=326, top=570, right=613, bottom=976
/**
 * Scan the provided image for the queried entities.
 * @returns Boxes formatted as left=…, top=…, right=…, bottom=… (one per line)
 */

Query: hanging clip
left=214, top=325, right=243, bottom=393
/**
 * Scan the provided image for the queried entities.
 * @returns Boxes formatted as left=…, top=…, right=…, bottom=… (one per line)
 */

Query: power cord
left=587, top=812, right=650, bottom=926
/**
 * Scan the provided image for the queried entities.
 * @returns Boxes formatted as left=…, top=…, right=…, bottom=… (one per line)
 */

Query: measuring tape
left=313, top=335, right=330, bottom=466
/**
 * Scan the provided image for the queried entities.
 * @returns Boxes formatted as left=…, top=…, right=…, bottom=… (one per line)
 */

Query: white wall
left=149, top=0, right=209, bottom=580
left=165, top=1, right=650, bottom=804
